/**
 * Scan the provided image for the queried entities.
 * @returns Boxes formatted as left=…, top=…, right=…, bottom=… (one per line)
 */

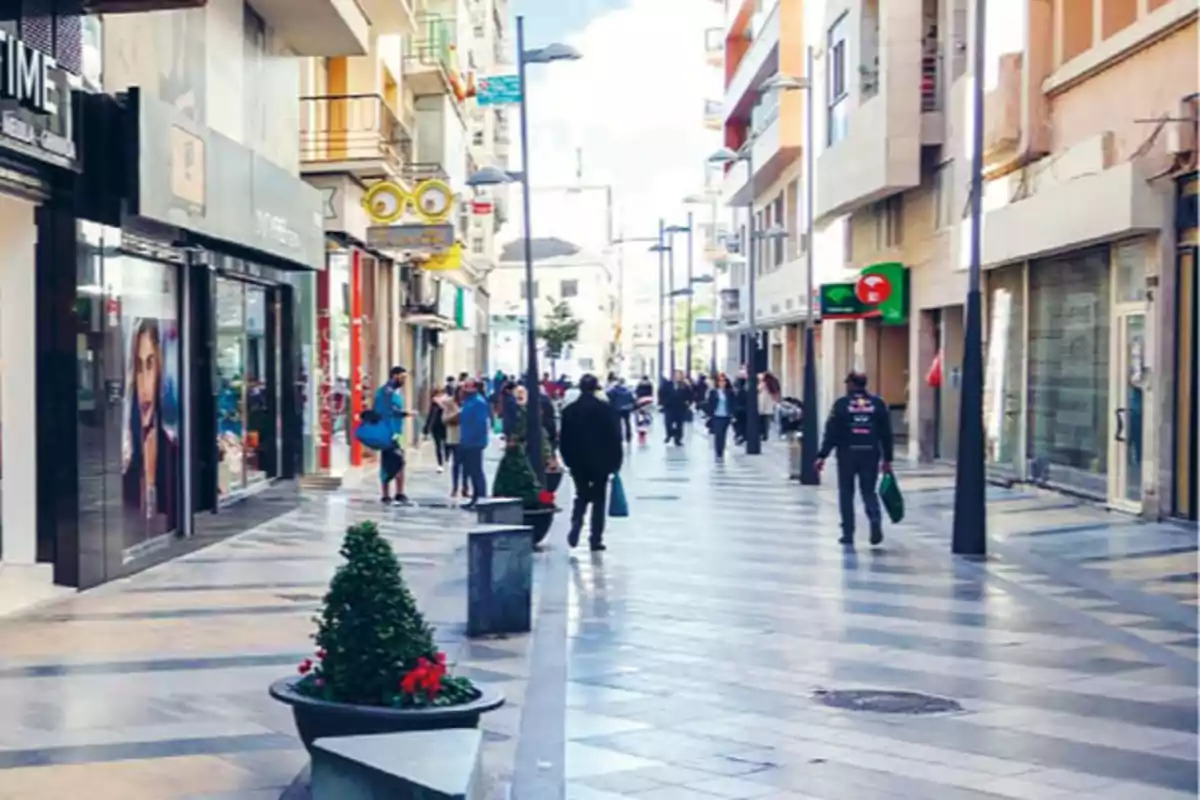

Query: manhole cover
left=634, top=495, right=681, bottom=501
left=813, top=689, right=961, bottom=715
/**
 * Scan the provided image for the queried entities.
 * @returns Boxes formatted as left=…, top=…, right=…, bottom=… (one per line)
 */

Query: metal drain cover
left=814, top=689, right=962, bottom=715
left=634, top=495, right=681, bottom=501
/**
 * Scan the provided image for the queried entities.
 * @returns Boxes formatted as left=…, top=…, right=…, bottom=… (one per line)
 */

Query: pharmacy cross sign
left=819, top=262, right=908, bottom=325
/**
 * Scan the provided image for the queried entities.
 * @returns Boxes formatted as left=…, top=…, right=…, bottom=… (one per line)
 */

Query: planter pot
left=524, top=507, right=558, bottom=546
left=269, top=678, right=505, bottom=753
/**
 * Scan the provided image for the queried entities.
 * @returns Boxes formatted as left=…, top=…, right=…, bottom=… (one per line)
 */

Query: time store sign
left=0, top=30, right=77, bottom=170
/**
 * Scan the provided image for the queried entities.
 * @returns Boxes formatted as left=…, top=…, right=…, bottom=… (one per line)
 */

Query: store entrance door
left=1109, top=311, right=1146, bottom=512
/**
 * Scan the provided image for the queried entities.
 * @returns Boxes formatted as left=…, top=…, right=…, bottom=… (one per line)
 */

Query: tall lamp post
left=953, top=0, right=988, bottom=556
left=466, top=17, right=579, bottom=481
left=684, top=192, right=721, bottom=376
left=648, top=222, right=668, bottom=383
left=610, top=233, right=664, bottom=377
left=664, top=220, right=692, bottom=376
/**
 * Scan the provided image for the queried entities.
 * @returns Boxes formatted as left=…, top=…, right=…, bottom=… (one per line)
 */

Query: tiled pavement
left=0, top=446, right=535, bottom=800
left=560, top=430, right=1198, bottom=799
left=0, top=429, right=1195, bottom=799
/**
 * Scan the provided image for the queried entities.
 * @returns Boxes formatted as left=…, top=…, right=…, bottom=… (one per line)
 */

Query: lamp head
left=524, top=42, right=582, bottom=64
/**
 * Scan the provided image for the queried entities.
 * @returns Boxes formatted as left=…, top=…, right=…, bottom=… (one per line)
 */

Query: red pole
left=316, top=267, right=332, bottom=471
left=349, top=248, right=364, bottom=467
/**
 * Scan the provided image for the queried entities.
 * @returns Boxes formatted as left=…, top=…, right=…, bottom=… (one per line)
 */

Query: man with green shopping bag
left=814, top=371, right=895, bottom=547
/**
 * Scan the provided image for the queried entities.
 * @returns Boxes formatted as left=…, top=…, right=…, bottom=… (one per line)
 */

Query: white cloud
left=496, top=0, right=723, bottom=299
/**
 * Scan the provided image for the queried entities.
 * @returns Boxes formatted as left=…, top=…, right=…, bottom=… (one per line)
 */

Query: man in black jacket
left=660, top=371, right=691, bottom=446
left=814, top=371, right=894, bottom=546
left=560, top=374, right=624, bottom=551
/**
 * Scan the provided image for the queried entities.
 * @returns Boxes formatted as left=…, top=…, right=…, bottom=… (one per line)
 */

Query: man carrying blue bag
left=356, top=366, right=413, bottom=506
left=560, top=374, right=624, bottom=552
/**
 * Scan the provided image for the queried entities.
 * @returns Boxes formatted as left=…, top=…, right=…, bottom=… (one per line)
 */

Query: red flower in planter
left=400, top=653, right=448, bottom=701
left=538, top=489, right=555, bottom=507
left=297, top=659, right=313, bottom=675
left=315, top=648, right=327, bottom=660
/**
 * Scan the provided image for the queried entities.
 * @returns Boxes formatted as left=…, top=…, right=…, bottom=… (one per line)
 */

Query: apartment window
left=560, top=279, right=579, bottom=298
left=772, top=194, right=785, bottom=266
left=933, top=162, right=953, bottom=230
left=472, top=130, right=485, bottom=146
left=472, top=236, right=485, bottom=254
left=520, top=280, right=539, bottom=299
left=827, top=13, right=850, bottom=146
left=244, top=4, right=268, bottom=151
left=873, top=195, right=904, bottom=249
left=755, top=210, right=765, bottom=274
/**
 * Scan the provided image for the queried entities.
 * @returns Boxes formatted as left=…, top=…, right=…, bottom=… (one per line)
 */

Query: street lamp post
left=953, top=0, right=988, bottom=556
left=798, top=50, right=821, bottom=486
left=652, top=220, right=667, bottom=382
left=466, top=18, right=579, bottom=481
left=667, top=231, right=677, bottom=376
left=685, top=211, right=694, bottom=375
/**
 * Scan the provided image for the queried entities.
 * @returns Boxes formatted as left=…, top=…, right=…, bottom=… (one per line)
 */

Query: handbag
left=608, top=473, right=629, bottom=518
left=355, top=417, right=395, bottom=451
left=879, top=471, right=905, bottom=523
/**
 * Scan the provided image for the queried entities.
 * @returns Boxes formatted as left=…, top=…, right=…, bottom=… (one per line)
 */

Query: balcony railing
left=402, top=162, right=450, bottom=184
left=404, top=13, right=454, bottom=74
left=300, top=94, right=412, bottom=175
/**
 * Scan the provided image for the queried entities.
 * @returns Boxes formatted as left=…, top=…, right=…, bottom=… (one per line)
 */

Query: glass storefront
left=215, top=276, right=281, bottom=501
left=76, top=225, right=183, bottom=578
left=984, top=264, right=1025, bottom=478
left=1027, top=247, right=1111, bottom=498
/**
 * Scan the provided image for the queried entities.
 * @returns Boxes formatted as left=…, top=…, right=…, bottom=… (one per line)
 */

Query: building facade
left=804, top=0, right=1197, bottom=520
left=0, top=0, right=350, bottom=603
left=492, top=237, right=617, bottom=379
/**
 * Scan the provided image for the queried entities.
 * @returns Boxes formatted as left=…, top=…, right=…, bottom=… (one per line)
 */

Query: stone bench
left=467, top=524, right=533, bottom=637
left=469, top=496, right=524, bottom=525
left=311, top=729, right=483, bottom=800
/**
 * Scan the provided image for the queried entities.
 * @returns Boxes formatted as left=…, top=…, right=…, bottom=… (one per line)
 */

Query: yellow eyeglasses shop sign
left=362, top=179, right=462, bottom=271
left=363, top=179, right=454, bottom=225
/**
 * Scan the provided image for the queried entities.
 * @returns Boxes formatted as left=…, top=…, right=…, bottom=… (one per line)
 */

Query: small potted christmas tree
left=269, top=521, right=503, bottom=751
left=493, top=432, right=558, bottom=546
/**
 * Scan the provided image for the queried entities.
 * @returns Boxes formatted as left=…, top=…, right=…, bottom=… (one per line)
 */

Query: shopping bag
left=492, top=416, right=503, bottom=434
left=608, top=473, right=629, bottom=518
left=879, top=471, right=905, bottom=523
left=354, top=415, right=394, bottom=451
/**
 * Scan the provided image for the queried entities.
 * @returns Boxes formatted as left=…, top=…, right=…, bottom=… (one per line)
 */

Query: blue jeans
left=459, top=447, right=487, bottom=501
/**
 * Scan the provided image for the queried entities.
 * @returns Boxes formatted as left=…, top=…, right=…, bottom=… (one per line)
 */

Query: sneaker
left=838, top=534, right=854, bottom=546
left=870, top=527, right=884, bottom=546
left=589, top=541, right=607, bottom=552
left=392, top=494, right=409, bottom=506
left=381, top=495, right=392, bottom=505
left=437, top=466, right=445, bottom=474
left=567, top=524, right=582, bottom=549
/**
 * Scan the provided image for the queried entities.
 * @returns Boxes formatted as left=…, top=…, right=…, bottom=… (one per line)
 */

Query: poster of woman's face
left=119, top=267, right=181, bottom=561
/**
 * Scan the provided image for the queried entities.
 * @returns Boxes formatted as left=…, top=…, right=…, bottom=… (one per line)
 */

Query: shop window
left=215, top=277, right=277, bottom=500
left=1113, top=239, right=1147, bottom=303
left=1026, top=247, right=1111, bottom=497
left=984, top=264, right=1025, bottom=478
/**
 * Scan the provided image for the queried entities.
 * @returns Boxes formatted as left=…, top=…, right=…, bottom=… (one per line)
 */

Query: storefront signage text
left=0, top=30, right=59, bottom=115
left=1, top=111, right=75, bottom=160
left=819, top=262, right=908, bottom=325
left=367, top=223, right=455, bottom=251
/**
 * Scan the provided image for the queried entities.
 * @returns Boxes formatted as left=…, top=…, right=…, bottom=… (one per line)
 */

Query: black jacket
left=660, top=381, right=691, bottom=414
left=705, top=386, right=735, bottom=417
left=817, top=391, right=894, bottom=462
left=634, top=380, right=654, bottom=400
left=423, top=401, right=445, bottom=438
left=560, top=393, right=623, bottom=479
left=540, top=393, right=559, bottom=450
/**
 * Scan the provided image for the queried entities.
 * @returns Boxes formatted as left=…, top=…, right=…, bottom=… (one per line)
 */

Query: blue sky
left=511, top=0, right=630, bottom=46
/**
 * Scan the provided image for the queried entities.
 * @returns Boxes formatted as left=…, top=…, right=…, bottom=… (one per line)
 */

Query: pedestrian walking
left=705, top=372, right=735, bottom=460
left=458, top=379, right=490, bottom=508
left=758, top=372, right=781, bottom=442
left=560, top=374, right=624, bottom=551
left=373, top=366, right=413, bottom=505
left=814, top=371, right=895, bottom=546
left=442, top=388, right=464, bottom=499
left=661, top=370, right=690, bottom=446
left=607, top=377, right=636, bottom=443
left=423, top=387, right=448, bottom=473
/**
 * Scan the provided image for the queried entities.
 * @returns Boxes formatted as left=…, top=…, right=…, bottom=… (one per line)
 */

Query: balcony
left=704, top=26, right=724, bottom=68
left=813, top=0, right=924, bottom=223
left=402, top=162, right=450, bottom=185
left=723, top=0, right=779, bottom=123
left=359, top=0, right=417, bottom=34
left=721, top=158, right=751, bottom=207
left=300, top=94, right=412, bottom=181
left=704, top=99, right=723, bottom=131
left=247, top=0, right=369, bottom=56
left=404, top=13, right=456, bottom=96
